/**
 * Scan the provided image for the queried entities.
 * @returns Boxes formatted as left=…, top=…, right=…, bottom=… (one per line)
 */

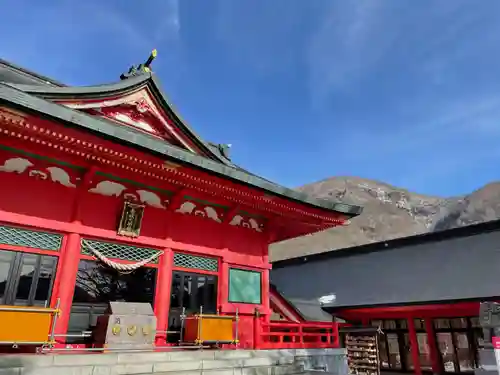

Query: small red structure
left=0, top=55, right=361, bottom=350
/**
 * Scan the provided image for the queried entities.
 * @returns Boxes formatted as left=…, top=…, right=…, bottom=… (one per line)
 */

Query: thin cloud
left=0, top=0, right=182, bottom=84
left=307, top=0, right=395, bottom=104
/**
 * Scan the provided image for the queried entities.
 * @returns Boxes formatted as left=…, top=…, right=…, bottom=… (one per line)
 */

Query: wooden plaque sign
left=117, top=201, right=145, bottom=238
left=345, top=331, right=380, bottom=375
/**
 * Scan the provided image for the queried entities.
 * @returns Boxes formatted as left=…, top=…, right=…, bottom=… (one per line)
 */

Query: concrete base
left=0, top=348, right=347, bottom=375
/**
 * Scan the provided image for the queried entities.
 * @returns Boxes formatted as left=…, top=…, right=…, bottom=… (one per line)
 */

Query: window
left=451, top=318, right=468, bottom=329
left=0, top=251, right=16, bottom=302
left=14, top=253, right=58, bottom=306
left=169, top=271, right=217, bottom=314
left=433, top=317, right=482, bottom=372
left=0, top=249, right=57, bottom=307
left=384, top=320, right=397, bottom=329
left=435, top=318, right=451, bottom=329
left=228, top=268, right=261, bottom=304
left=387, top=333, right=403, bottom=369
left=437, top=332, right=457, bottom=372
left=417, top=332, right=433, bottom=370
left=378, top=335, right=390, bottom=368
left=167, top=271, right=218, bottom=344
left=68, top=260, right=157, bottom=341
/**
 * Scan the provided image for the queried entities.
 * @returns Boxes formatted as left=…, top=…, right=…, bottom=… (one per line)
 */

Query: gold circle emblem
left=112, top=325, right=121, bottom=335
left=127, top=325, right=137, bottom=336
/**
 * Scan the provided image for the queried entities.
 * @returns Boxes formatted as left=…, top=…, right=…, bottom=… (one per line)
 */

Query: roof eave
left=0, top=83, right=363, bottom=217
left=0, top=59, right=65, bottom=87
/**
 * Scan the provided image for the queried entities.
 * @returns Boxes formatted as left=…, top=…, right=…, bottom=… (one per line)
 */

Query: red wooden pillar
left=261, top=269, right=270, bottom=313
left=253, top=314, right=262, bottom=349
left=52, top=232, right=81, bottom=343
left=333, top=322, right=340, bottom=347
left=51, top=167, right=95, bottom=344
left=408, top=318, right=422, bottom=375
left=219, top=262, right=229, bottom=309
left=154, top=248, right=173, bottom=346
left=425, top=318, right=441, bottom=375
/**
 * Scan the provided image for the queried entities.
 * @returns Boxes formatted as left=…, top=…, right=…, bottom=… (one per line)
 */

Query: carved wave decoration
left=0, top=157, right=78, bottom=188
left=175, top=201, right=222, bottom=223
left=88, top=180, right=169, bottom=209
left=0, top=157, right=33, bottom=173
left=229, top=214, right=263, bottom=232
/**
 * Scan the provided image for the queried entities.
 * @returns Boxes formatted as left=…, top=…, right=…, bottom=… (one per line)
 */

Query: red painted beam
left=336, top=301, right=480, bottom=320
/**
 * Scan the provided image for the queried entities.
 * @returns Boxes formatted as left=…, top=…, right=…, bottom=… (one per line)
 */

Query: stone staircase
left=0, top=348, right=347, bottom=375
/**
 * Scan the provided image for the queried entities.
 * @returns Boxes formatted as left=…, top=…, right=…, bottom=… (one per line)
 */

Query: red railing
left=255, top=320, right=340, bottom=349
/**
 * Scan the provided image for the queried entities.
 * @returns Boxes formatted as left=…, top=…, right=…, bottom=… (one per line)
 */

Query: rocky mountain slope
left=269, top=177, right=500, bottom=261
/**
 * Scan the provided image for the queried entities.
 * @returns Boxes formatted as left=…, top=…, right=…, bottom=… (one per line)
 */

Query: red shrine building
left=0, top=55, right=362, bottom=350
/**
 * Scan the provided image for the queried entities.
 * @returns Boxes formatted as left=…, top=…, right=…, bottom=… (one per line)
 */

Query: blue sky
left=1, top=0, right=499, bottom=197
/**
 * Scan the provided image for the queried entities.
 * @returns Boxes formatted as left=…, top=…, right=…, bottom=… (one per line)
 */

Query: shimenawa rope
left=85, top=243, right=163, bottom=274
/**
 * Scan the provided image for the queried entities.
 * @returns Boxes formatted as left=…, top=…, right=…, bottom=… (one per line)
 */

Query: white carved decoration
left=0, top=158, right=33, bottom=173
left=194, top=209, right=206, bottom=218
left=89, top=181, right=127, bottom=197
left=46, top=167, right=77, bottom=188
left=175, top=201, right=222, bottom=223
left=88, top=181, right=170, bottom=209
left=248, top=218, right=263, bottom=232
left=176, top=201, right=196, bottom=214
left=229, top=215, right=263, bottom=232
left=61, top=90, right=196, bottom=153
left=229, top=215, right=243, bottom=226
left=204, top=207, right=222, bottom=223
left=28, top=170, right=48, bottom=180
left=0, top=158, right=78, bottom=188
left=136, top=190, right=166, bottom=209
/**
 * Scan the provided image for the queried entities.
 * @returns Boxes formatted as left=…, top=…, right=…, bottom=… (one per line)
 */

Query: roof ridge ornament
left=120, top=49, right=158, bottom=80
left=218, top=143, right=232, bottom=160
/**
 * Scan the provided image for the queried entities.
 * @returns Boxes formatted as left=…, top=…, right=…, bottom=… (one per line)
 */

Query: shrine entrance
left=167, top=270, right=218, bottom=343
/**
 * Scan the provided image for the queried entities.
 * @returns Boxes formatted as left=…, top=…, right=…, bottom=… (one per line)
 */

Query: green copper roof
left=0, top=81, right=362, bottom=217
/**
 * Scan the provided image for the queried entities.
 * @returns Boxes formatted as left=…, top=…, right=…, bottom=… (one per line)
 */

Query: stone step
left=0, top=363, right=303, bottom=375
left=0, top=348, right=344, bottom=375
left=0, top=349, right=298, bottom=369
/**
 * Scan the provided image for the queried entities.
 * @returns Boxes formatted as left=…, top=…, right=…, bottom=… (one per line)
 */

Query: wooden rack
left=345, top=332, right=380, bottom=375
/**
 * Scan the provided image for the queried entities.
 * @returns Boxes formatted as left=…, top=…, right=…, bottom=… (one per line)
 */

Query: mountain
left=269, top=177, right=500, bottom=261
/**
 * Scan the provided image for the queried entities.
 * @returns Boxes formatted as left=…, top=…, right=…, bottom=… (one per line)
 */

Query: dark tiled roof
left=272, top=218, right=500, bottom=269
left=0, top=59, right=64, bottom=87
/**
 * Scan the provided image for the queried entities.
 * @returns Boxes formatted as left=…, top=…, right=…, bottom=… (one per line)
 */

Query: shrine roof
left=0, top=74, right=362, bottom=218
left=7, top=74, right=236, bottom=166
left=0, top=59, right=64, bottom=87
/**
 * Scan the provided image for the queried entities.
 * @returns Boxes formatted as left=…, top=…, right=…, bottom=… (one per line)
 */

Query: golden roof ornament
left=120, top=49, right=158, bottom=80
